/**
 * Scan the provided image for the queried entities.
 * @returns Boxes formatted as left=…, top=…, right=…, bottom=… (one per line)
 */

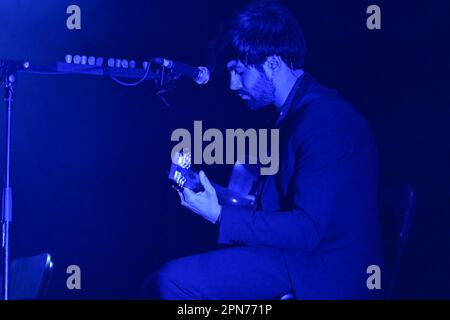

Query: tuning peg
left=65, top=54, right=73, bottom=63
left=129, top=60, right=136, bottom=69
left=171, top=184, right=183, bottom=192
left=87, top=56, right=95, bottom=66
left=81, top=55, right=88, bottom=64
left=142, top=61, right=149, bottom=69
left=115, top=58, right=121, bottom=68
left=95, top=57, right=104, bottom=66
left=121, top=59, right=129, bottom=68
left=73, top=55, right=81, bottom=64
left=107, top=58, right=115, bottom=67
left=176, top=176, right=186, bottom=188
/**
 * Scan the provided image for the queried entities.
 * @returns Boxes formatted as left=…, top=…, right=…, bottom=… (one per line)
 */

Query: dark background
left=0, top=0, right=449, bottom=299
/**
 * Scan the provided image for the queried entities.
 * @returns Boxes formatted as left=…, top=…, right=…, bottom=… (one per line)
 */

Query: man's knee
left=141, top=260, right=195, bottom=299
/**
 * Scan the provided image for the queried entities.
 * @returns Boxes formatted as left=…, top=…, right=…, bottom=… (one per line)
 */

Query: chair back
left=379, top=186, right=416, bottom=298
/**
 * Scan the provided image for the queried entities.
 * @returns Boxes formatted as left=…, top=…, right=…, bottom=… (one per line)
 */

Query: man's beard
left=243, top=73, right=275, bottom=110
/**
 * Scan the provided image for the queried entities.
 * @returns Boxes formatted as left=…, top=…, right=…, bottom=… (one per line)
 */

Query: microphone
left=0, top=60, right=30, bottom=71
left=153, top=57, right=210, bottom=85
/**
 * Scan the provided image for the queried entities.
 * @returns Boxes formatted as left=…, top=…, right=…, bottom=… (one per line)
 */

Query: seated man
left=142, top=0, right=384, bottom=299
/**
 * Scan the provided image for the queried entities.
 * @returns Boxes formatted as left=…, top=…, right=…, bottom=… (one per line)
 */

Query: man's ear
left=263, top=55, right=283, bottom=77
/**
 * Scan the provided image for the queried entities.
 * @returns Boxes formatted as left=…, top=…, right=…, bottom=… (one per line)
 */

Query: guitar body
left=169, top=153, right=259, bottom=208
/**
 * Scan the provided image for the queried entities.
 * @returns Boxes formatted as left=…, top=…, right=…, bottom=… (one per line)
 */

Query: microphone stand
left=1, top=63, right=15, bottom=300
left=0, top=57, right=175, bottom=299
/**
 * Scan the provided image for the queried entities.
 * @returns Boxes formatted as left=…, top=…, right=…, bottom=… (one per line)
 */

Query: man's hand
left=178, top=171, right=222, bottom=224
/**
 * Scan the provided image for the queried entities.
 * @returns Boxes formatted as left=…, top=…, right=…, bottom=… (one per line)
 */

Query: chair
left=8, top=253, right=53, bottom=299
left=278, top=185, right=416, bottom=300
left=378, top=185, right=416, bottom=299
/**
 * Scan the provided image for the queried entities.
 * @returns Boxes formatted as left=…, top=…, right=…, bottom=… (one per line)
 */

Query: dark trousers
left=141, top=246, right=292, bottom=299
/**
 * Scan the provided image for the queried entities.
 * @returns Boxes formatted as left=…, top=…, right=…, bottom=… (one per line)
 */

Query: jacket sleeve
left=218, top=101, right=375, bottom=251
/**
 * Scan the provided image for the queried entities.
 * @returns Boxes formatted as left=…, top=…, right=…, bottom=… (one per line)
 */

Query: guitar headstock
left=168, top=151, right=203, bottom=192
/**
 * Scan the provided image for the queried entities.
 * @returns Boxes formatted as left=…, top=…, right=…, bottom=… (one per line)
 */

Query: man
left=143, top=0, right=384, bottom=299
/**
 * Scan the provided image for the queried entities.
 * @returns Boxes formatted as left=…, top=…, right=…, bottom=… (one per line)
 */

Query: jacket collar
left=276, top=72, right=319, bottom=126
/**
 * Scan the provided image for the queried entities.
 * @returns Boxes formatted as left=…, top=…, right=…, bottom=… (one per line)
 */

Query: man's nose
left=229, top=75, right=242, bottom=91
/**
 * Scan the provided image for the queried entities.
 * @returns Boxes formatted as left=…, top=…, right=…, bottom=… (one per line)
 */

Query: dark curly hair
left=209, top=0, right=307, bottom=72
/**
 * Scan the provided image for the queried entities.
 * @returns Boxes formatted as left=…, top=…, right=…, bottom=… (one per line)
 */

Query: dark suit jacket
left=218, top=73, right=384, bottom=299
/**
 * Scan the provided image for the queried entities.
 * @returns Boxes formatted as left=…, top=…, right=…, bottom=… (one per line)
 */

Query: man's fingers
left=177, top=190, right=185, bottom=204
left=182, top=187, right=196, bottom=201
left=199, top=171, right=215, bottom=193
left=178, top=191, right=196, bottom=212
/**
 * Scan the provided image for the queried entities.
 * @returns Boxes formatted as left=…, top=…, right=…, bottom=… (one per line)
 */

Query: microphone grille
left=194, top=66, right=210, bottom=85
